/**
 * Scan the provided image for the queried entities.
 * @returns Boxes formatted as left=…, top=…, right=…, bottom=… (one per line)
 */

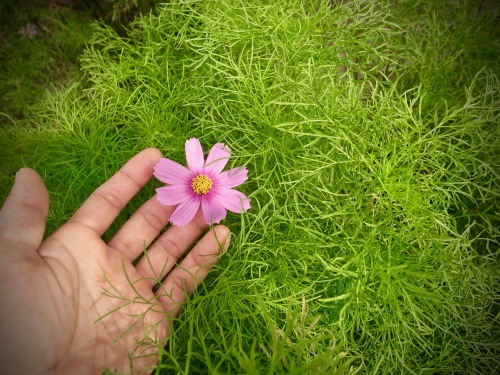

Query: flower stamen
left=191, top=174, right=212, bottom=195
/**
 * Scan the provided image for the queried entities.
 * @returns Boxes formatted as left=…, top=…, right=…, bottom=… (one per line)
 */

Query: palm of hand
left=38, top=224, right=167, bottom=374
left=0, top=149, right=229, bottom=374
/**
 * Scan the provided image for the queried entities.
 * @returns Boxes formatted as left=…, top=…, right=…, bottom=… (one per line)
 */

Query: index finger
left=68, top=148, right=163, bottom=235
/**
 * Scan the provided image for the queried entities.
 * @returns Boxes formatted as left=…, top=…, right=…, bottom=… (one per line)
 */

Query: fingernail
left=15, top=169, right=24, bottom=183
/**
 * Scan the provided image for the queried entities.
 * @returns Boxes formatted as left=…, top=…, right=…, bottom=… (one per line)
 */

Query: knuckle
left=93, top=188, right=124, bottom=212
left=118, top=169, right=142, bottom=191
left=139, top=209, right=165, bottom=233
left=190, top=251, right=211, bottom=269
left=171, top=274, right=186, bottom=291
left=156, top=236, right=184, bottom=260
left=172, top=272, right=195, bottom=294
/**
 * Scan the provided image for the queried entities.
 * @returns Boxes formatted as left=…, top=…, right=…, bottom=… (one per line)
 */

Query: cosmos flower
left=18, top=23, right=40, bottom=39
left=154, top=138, right=251, bottom=226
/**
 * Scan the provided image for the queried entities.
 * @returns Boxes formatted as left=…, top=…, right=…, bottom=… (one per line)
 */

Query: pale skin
left=0, top=148, right=230, bottom=374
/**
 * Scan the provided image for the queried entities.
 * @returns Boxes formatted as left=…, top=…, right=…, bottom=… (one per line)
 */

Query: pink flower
left=154, top=138, right=251, bottom=226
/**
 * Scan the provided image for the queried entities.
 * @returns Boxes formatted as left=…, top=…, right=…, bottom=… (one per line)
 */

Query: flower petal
left=213, top=167, right=248, bottom=189
left=204, top=143, right=231, bottom=176
left=169, top=196, right=201, bottom=226
left=185, top=138, right=204, bottom=175
left=154, top=158, right=191, bottom=185
left=214, top=188, right=251, bottom=213
left=156, top=185, right=191, bottom=206
left=201, top=195, right=227, bottom=225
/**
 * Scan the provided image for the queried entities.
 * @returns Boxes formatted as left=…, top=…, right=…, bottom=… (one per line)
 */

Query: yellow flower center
left=191, top=174, right=213, bottom=195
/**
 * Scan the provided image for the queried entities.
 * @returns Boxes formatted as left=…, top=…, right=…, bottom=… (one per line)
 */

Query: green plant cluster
left=1, top=0, right=499, bottom=373
left=0, top=1, right=95, bottom=120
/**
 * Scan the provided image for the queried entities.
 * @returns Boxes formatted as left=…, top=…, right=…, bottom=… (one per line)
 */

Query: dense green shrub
left=1, top=0, right=498, bottom=373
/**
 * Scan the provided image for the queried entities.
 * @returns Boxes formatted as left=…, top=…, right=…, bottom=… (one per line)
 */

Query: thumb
left=0, top=168, right=49, bottom=251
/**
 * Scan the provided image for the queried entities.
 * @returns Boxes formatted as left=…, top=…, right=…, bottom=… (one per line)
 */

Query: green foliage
left=105, top=0, right=159, bottom=23
left=0, top=1, right=93, bottom=120
left=1, top=0, right=499, bottom=373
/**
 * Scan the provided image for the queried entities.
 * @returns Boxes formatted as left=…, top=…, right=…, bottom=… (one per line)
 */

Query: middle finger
left=107, top=195, right=175, bottom=260
left=134, top=209, right=207, bottom=284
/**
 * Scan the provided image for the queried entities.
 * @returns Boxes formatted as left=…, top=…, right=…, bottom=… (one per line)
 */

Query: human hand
left=0, top=148, right=230, bottom=374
